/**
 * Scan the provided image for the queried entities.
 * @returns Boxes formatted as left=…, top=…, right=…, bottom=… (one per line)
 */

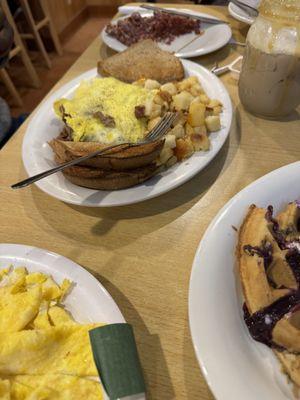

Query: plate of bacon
left=101, top=8, right=232, bottom=59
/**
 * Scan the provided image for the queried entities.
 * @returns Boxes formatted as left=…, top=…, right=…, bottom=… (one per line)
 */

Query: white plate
left=101, top=9, right=232, bottom=58
left=22, top=60, right=232, bottom=207
left=228, top=1, right=259, bottom=25
left=189, top=161, right=300, bottom=400
left=0, top=243, right=125, bottom=325
left=0, top=243, right=125, bottom=400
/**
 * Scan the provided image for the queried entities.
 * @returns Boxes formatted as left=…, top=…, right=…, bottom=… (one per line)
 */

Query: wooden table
left=0, top=4, right=299, bottom=399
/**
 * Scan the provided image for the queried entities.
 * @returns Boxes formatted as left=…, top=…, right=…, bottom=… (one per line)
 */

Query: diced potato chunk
left=190, top=133, right=210, bottom=151
left=185, top=123, right=194, bottom=136
left=148, top=116, right=161, bottom=131
left=199, top=94, right=210, bottom=105
left=162, top=101, right=170, bottom=112
left=166, top=155, right=177, bottom=168
left=144, top=98, right=154, bottom=116
left=185, top=76, right=199, bottom=85
left=213, top=106, right=223, bottom=115
left=187, top=102, right=206, bottom=127
left=190, top=96, right=201, bottom=106
left=189, top=84, right=203, bottom=97
left=160, top=82, right=177, bottom=96
left=159, top=147, right=174, bottom=165
left=177, top=76, right=199, bottom=91
left=171, top=124, right=185, bottom=139
left=174, top=137, right=194, bottom=161
left=208, top=99, right=222, bottom=108
left=159, top=90, right=172, bottom=104
left=150, top=103, right=162, bottom=118
left=193, top=125, right=207, bottom=135
left=205, top=115, right=221, bottom=132
left=175, top=112, right=187, bottom=126
left=205, top=108, right=214, bottom=117
left=144, top=79, right=161, bottom=90
left=164, top=134, right=177, bottom=149
left=154, top=93, right=165, bottom=106
left=176, top=81, right=189, bottom=92
left=172, top=91, right=194, bottom=111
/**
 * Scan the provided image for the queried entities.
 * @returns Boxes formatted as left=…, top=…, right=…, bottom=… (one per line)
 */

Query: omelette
left=54, top=76, right=155, bottom=144
left=1, top=376, right=103, bottom=399
left=0, top=325, right=100, bottom=376
left=0, top=267, right=104, bottom=399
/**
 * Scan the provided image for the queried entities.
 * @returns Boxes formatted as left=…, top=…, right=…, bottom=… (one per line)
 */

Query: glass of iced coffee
left=238, top=0, right=300, bottom=119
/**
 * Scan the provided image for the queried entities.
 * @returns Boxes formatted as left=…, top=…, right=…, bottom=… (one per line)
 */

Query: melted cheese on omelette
left=54, top=77, right=154, bottom=144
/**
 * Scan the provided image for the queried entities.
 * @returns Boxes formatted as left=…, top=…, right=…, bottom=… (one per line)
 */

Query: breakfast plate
left=22, top=60, right=232, bottom=207
left=189, top=161, right=300, bottom=400
left=0, top=243, right=125, bottom=325
left=101, top=9, right=232, bottom=59
left=228, top=1, right=260, bottom=25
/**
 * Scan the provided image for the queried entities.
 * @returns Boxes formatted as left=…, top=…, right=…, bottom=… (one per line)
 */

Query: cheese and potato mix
left=0, top=267, right=103, bottom=399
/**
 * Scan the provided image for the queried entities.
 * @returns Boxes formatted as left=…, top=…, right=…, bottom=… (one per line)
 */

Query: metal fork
left=141, top=4, right=229, bottom=25
left=11, top=112, right=178, bottom=190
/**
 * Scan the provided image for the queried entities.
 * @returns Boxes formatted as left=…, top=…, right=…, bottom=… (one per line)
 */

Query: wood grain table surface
left=0, top=3, right=299, bottom=399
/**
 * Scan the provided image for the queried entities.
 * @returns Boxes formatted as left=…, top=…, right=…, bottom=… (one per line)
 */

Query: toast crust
left=62, top=163, right=160, bottom=190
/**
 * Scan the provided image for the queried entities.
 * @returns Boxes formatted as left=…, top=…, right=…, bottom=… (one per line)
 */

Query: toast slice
left=49, top=138, right=164, bottom=171
left=62, top=163, right=160, bottom=190
left=98, top=39, right=184, bottom=83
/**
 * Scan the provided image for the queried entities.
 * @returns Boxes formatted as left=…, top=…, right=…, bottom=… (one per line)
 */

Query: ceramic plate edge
left=188, top=160, right=300, bottom=400
left=0, top=243, right=125, bottom=324
left=101, top=10, right=232, bottom=58
left=228, top=2, right=254, bottom=25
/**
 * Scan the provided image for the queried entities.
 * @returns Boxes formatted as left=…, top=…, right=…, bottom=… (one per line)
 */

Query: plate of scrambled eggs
left=22, top=60, right=232, bottom=206
left=0, top=243, right=125, bottom=399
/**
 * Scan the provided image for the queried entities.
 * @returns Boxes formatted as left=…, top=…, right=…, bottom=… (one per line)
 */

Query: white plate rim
left=22, top=60, right=232, bottom=208
left=0, top=243, right=125, bottom=324
left=228, top=2, right=255, bottom=25
left=188, top=161, right=300, bottom=400
left=101, top=9, right=232, bottom=58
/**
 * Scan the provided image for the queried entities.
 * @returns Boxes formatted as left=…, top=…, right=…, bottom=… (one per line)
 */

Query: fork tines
left=148, top=112, right=178, bottom=141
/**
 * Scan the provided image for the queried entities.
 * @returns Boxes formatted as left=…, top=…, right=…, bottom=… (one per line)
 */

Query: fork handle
left=141, top=5, right=229, bottom=24
left=11, top=142, right=138, bottom=189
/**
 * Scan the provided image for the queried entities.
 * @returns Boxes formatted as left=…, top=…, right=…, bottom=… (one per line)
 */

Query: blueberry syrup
left=243, top=241, right=276, bottom=288
left=244, top=241, right=273, bottom=270
left=265, top=206, right=286, bottom=250
left=286, top=250, right=300, bottom=286
left=297, top=217, right=300, bottom=233
left=243, top=291, right=300, bottom=348
left=242, top=202, right=300, bottom=349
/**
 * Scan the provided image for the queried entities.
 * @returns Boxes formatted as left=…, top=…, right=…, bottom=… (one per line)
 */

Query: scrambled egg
left=0, top=267, right=103, bottom=399
left=54, top=77, right=154, bottom=144
left=1, top=375, right=103, bottom=399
